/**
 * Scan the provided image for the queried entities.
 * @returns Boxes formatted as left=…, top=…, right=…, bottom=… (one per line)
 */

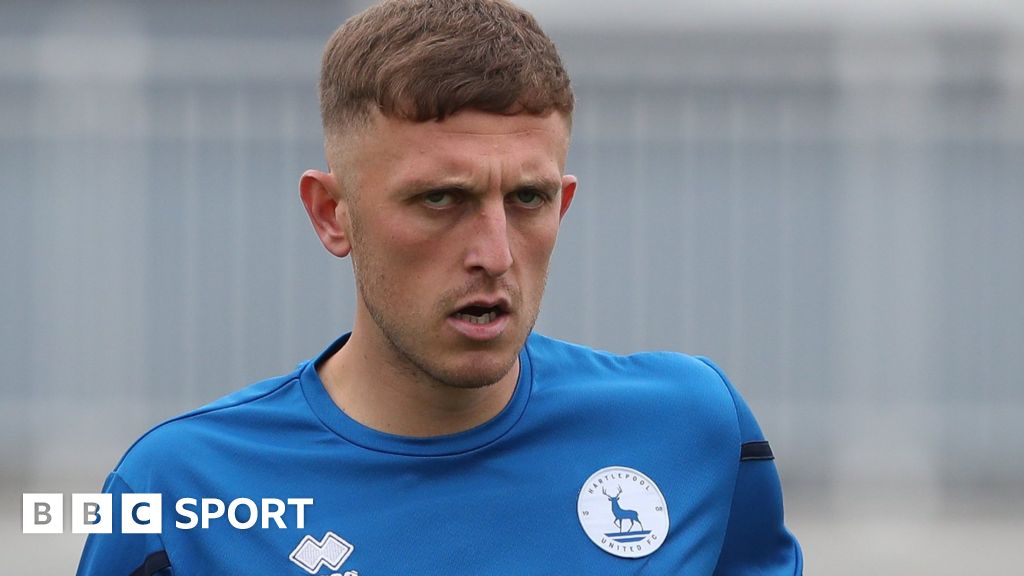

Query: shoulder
left=525, top=333, right=750, bottom=440
left=110, top=366, right=306, bottom=490
left=526, top=332, right=715, bottom=382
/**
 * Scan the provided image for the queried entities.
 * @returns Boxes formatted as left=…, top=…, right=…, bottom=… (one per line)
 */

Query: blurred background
left=2, top=0, right=1023, bottom=573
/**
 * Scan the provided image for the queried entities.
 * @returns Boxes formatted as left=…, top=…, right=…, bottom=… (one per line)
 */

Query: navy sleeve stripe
left=740, top=440, right=774, bottom=461
left=129, top=551, right=171, bottom=576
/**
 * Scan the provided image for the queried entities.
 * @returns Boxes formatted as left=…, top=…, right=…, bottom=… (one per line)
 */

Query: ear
left=299, top=169, right=352, bottom=258
left=558, top=174, right=577, bottom=220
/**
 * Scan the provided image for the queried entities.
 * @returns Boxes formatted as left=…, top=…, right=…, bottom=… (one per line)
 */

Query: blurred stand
left=2, top=1, right=1022, bottom=572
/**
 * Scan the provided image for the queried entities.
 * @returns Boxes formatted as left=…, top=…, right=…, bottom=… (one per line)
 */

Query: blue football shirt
left=78, top=332, right=802, bottom=575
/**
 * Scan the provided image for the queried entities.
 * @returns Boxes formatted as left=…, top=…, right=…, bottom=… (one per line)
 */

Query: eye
left=422, top=190, right=456, bottom=208
left=512, top=188, right=545, bottom=208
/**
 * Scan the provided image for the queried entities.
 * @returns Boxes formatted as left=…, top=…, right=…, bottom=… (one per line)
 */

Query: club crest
left=577, top=466, right=669, bottom=559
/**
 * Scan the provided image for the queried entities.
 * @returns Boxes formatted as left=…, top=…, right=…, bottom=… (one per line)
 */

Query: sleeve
left=76, top=472, right=174, bottom=576
left=698, top=357, right=804, bottom=576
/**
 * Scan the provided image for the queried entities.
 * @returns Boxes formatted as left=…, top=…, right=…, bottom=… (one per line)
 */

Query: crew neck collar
left=300, top=332, right=534, bottom=457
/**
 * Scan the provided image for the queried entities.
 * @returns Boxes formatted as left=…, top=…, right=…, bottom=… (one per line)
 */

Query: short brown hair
left=319, top=0, right=573, bottom=137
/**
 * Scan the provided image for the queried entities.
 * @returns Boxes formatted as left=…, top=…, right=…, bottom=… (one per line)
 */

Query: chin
left=430, top=352, right=519, bottom=390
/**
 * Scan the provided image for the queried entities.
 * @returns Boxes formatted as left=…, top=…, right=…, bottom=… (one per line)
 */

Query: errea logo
left=289, top=531, right=357, bottom=575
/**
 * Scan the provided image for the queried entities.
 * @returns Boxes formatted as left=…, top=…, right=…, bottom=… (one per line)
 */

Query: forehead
left=338, top=109, right=571, bottom=190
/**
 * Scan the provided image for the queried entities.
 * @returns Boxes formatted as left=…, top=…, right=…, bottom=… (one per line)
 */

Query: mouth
left=452, top=303, right=508, bottom=325
left=447, top=299, right=512, bottom=340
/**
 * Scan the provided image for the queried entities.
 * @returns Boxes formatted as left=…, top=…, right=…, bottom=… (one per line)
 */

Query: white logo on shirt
left=289, top=531, right=356, bottom=574
left=577, top=466, right=670, bottom=558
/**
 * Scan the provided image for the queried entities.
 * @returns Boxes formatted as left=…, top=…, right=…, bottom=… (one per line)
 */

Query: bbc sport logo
left=22, top=493, right=314, bottom=534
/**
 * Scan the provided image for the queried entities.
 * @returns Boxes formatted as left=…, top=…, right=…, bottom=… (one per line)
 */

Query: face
left=324, top=109, right=576, bottom=389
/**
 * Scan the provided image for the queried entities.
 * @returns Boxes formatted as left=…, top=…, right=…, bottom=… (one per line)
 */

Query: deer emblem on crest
left=602, top=485, right=644, bottom=533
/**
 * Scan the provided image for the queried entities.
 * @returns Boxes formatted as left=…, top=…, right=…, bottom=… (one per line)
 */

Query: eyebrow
left=400, top=175, right=562, bottom=196
left=398, top=176, right=473, bottom=196
left=513, top=176, right=562, bottom=195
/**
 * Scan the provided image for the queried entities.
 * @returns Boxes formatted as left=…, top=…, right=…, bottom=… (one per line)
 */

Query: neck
left=317, top=327, right=519, bottom=438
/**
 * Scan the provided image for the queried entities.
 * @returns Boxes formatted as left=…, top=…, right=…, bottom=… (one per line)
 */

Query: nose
left=463, top=199, right=514, bottom=277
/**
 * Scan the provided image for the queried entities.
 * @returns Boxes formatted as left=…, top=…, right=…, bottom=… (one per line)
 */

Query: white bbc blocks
left=23, top=493, right=160, bottom=534
left=23, top=493, right=63, bottom=534
left=121, top=493, right=162, bottom=534
left=72, top=493, right=112, bottom=534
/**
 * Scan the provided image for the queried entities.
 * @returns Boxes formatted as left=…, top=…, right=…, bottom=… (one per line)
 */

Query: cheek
left=362, top=219, right=450, bottom=290
left=358, top=209, right=430, bottom=256
left=511, top=219, right=560, bottom=271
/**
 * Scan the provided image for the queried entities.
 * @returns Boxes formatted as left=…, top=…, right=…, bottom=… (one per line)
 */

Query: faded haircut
left=318, top=0, right=574, bottom=140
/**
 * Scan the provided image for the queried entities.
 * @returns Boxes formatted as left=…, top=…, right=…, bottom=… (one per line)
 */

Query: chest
left=161, top=428, right=736, bottom=575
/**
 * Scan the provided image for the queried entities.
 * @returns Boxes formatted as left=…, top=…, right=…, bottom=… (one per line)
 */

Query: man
left=79, top=1, right=802, bottom=574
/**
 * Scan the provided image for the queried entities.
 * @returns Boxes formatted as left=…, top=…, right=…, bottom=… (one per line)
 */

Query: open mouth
left=452, top=304, right=506, bottom=325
